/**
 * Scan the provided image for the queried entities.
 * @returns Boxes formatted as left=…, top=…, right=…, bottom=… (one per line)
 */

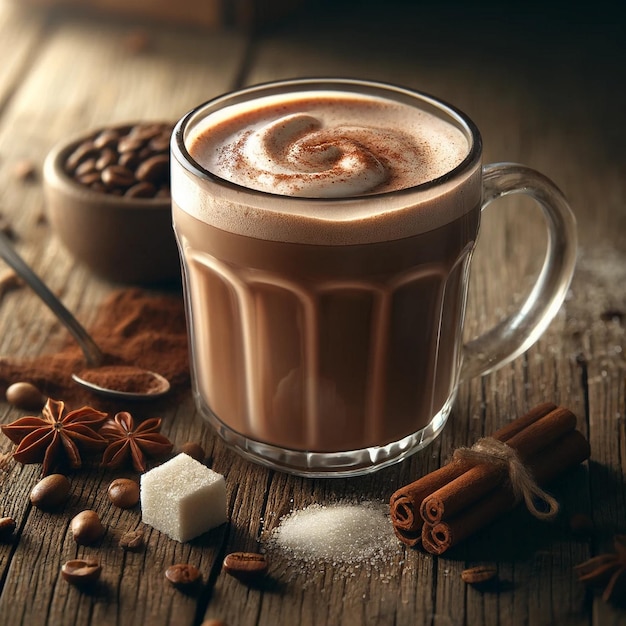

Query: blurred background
left=0, top=4, right=624, bottom=624
left=4, top=0, right=623, bottom=249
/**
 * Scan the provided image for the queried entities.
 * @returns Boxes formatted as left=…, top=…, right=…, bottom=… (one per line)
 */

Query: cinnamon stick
left=389, top=402, right=557, bottom=545
left=420, top=463, right=507, bottom=525
left=421, top=429, right=591, bottom=554
left=420, top=406, right=577, bottom=525
left=390, top=462, right=467, bottom=545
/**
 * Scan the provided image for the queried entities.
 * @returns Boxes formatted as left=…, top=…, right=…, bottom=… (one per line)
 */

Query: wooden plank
left=0, top=2, right=623, bottom=625
left=0, top=3, right=48, bottom=105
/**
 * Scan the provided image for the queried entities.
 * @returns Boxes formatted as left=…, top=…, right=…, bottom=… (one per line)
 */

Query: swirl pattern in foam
left=187, top=92, right=469, bottom=198
left=238, top=113, right=389, bottom=197
left=174, top=88, right=481, bottom=244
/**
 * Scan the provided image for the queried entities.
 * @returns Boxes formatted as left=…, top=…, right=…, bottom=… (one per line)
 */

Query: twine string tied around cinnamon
left=453, top=436, right=559, bottom=520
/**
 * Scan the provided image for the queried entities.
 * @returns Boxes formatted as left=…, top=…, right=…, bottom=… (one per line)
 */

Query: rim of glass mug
left=171, top=78, right=483, bottom=245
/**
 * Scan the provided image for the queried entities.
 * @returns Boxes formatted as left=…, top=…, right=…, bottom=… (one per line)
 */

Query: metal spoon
left=0, top=231, right=170, bottom=400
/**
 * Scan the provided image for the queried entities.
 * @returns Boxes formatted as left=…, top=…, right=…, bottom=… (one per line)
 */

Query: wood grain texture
left=0, top=1, right=624, bottom=624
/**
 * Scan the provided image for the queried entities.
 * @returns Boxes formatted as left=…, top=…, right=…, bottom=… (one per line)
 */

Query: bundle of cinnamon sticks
left=389, top=403, right=590, bottom=555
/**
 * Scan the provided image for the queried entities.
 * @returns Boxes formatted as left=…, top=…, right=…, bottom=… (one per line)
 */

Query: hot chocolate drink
left=172, top=80, right=483, bottom=472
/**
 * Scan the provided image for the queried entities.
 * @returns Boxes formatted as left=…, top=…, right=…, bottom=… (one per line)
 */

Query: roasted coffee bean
left=107, top=478, right=140, bottom=509
left=12, top=159, right=36, bottom=181
left=70, top=510, right=105, bottom=545
left=5, top=381, right=46, bottom=410
left=66, top=141, right=98, bottom=172
left=130, top=123, right=167, bottom=142
left=61, top=559, right=102, bottom=586
left=138, top=145, right=154, bottom=161
left=76, top=171, right=102, bottom=186
left=101, top=164, right=136, bottom=188
left=117, top=150, right=141, bottom=170
left=125, top=182, right=156, bottom=198
left=93, top=128, right=121, bottom=150
left=75, top=158, right=97, bottom=177
left=136, top=154, right=169, bottom=184
left=0, top=270, right=23, bottom=297
left=461, top=565, right=498, bottom=585
left=0, top=517, right=16, bottom=540
left=95, top=148, right=117, bottom=170
left=0, top=216, right=16, bottom=240
left=118, top=135, right=146, bottom=154
left=119, top=529, right=145, bottom=551
left=165, top=563, right=202, bottom=589
left=223, top=552, right=268, bottom=582
left=180, top=442, right=205, bottom=463
left=148, top=135, right=170, bottom=153
left=30, top=474, right=70, bottom=510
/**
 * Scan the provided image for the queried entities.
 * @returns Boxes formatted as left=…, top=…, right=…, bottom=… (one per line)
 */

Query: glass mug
left=171, top=79, right=576, bottom=477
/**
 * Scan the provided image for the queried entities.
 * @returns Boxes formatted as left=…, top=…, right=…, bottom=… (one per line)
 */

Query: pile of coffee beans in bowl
left=64, top=122, right=172, bottom=199
left=43, top=120, right=180, bottom=284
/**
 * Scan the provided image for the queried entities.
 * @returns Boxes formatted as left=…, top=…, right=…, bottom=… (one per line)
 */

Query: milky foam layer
left=187, top=92, right=469, bottom=198
left=173, top=87, right=482, bottom=244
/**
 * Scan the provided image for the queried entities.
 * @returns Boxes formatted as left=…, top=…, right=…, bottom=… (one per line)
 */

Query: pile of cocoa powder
left=0, top=288, right=189, bottom=412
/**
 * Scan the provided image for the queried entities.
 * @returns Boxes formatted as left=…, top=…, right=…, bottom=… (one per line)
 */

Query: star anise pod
left=100, top=411, right=173, bottom=473
left=0, top=398, right=108, bottom=475
left=575, top=534, right=626, bottom=605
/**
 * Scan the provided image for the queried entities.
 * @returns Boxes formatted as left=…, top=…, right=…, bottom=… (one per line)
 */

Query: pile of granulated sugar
left=263, top=500, right=403, bottom=573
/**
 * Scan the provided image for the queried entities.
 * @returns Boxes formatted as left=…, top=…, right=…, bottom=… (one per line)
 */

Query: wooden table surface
left=0, top=2, right=624, bottom=625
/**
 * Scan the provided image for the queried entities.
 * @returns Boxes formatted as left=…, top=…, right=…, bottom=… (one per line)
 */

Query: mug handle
left=461, top=163, right=577, bottom=380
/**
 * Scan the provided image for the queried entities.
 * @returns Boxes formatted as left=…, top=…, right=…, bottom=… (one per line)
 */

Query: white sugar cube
left=140, top=453, right=227, bottom=542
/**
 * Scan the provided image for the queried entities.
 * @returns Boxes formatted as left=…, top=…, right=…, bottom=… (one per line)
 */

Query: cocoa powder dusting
left=0, top=288, right=189, bottom=412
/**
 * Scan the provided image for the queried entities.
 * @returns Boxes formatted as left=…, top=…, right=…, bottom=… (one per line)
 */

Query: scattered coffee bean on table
left=64, top=122, right=173, bottom=199
left=61, top=559, right=102, bottom=586
left=0, top=216, right=16, bottom=240
left=5, top=381, right=46, bottom=411
left=180, top=441, right=205, bottom=463
left=30, top=474, right=70, bottom=510
left=12, top=159, right=36, bottom=181
left=0, top=517, right=16, bottom=540
left=108, top=478, right=140, bottom=509
left=0, top=270, right=23, bottom=299
left=119, top=529, right=145, bottom=551
left=223, top=552, right=268, bottom=583
left=461, top=565, right=498, bottom=585
left=70, top=510, right=105, bottom=545
left=164, top=563, right=202, bottom=589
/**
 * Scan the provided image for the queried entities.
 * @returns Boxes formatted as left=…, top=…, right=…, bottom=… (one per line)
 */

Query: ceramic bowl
left=43, top=122, right=180, bottom=285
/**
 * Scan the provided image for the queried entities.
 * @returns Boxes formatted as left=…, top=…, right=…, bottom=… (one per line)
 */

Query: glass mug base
left=194, top=391, right=456, bottom=478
